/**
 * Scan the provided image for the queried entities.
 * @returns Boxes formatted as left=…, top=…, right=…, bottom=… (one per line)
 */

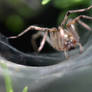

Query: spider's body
left=35, top=23, right=80, bottom=57
left=8, top=6, right=92, bottom=58
left=43, top=25, right=78, bottom=51
left=57, top=26, right=78, bottom=51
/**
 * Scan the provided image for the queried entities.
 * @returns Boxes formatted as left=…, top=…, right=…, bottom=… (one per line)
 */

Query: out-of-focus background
left=0, top=0, right=92, bottom=53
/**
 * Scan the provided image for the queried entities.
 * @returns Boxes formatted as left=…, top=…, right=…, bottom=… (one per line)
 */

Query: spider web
left=0, top=29, right=92, bottom=92
left=0, top=28, right=91, bottom=66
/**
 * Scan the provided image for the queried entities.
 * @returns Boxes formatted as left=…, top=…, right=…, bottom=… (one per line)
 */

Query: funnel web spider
left=8, top=6, right=92, bottom=58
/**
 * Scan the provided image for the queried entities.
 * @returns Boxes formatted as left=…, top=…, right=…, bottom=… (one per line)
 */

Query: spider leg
left=41, top=32, right=53, bottom=47
left=38, top=31, right=48, bottom=52
left=8, top=26, right=49, bottom=39
left=77, top=43, right=84, bottom=53
left=61, top=5, right=92, bottom=26
left=66, top=19, right=80, bottom=42
left=77, top=20, right=91, bottom=31
left=66, top=15, right=92, bottom=31
left=38, top=28, right=58, bottom=52
left=66, top=15, right=92, bottom=53
left=64, top=50, right=69, bottom=59
left=31, top=32, right=41, bottom=52
left=32, top=31, right=48, bottom=52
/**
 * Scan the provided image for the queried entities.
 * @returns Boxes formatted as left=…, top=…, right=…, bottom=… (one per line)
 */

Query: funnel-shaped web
left=0, top=27, right=92, bottom=92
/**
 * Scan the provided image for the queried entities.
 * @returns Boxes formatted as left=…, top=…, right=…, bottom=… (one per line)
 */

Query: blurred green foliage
left=0, top=62, right=28, bottom=92
left=7, top=0, right=33, bottom=18
left=0, top=62, right=13, bottom=92
left=53, top=0, right=90, bottom=9
left=0, top=0, right=34, bottom=34
left=41, top=0, right=51, bottom=5
left=22, top=86, right=28, bottom=92
left=0, top=0, right=91, bottom=34
left=6, top=15, right=24, bottom=33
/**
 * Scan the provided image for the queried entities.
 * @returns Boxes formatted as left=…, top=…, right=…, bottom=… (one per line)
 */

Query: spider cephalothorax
left=8, top=5, right=92, bottom=58
left=63, top=31, right=77, bottom=50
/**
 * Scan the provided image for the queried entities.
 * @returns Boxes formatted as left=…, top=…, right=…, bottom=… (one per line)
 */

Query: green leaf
left=0, top=62, right=13, bottom=92
left=22, top=86, right=28, bottom=92
left=53, top=0, right=90, bottom=9
left=41, top=0, right=50, bottom=5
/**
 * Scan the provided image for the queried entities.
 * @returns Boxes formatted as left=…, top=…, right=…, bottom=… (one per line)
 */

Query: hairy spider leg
left=64, top=50, right=69, bottom=59
left=32, top=31, right=57, bottom=52
left=38, top=31, right=48, bottom=52
left=66, top=19, right=80, bottom=42
left=78, top=20, right=91, bottom=31
left=32, top=31, right=48, bottom=52
left=31, top=27, right=57, bottom=52
left=31, top=32, right=41, bottom=51
left=66, top=15, right=92, bottom=30
left=66, top=15, right=92, bottom=53
left=8, top=26, right=49, bottom=39
left=61, top=5, right=92, bottom=26
left=77, top=43, right=84, bottom=53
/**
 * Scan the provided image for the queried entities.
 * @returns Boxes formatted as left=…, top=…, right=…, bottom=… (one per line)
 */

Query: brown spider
left=8, top=6, right=92, bottom=58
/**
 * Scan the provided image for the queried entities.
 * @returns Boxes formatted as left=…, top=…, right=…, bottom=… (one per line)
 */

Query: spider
left=8, top=6, right=92, bottom=58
